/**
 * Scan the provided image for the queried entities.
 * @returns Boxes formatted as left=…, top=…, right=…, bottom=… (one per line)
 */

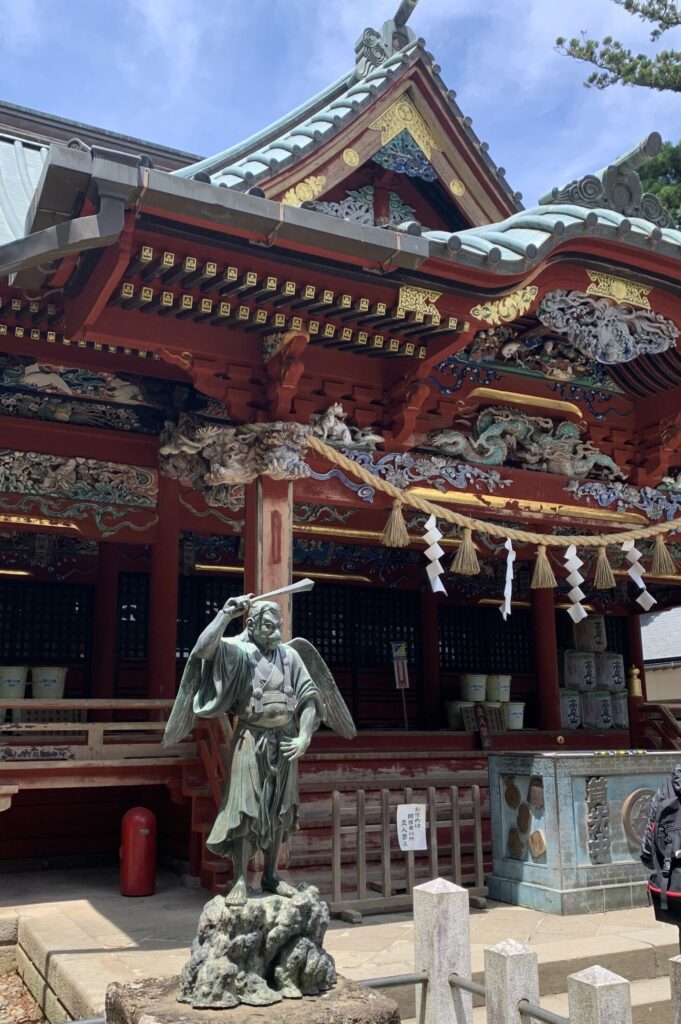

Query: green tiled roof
left=424, top=203, right=681, bottom=273
left=174, top=42, right=519, bottom=209
left=0, top=134, right=48, bottom=246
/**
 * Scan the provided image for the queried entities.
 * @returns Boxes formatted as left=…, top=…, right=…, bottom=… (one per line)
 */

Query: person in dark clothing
left=640, top=764, right=681, bottom=951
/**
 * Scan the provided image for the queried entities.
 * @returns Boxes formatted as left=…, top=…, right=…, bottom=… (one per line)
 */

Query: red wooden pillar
left=91, top=542, right=119, bottom=699
left=531, top=588, right=561, bottom=731
left=147, top=475, right=181, bottom=699
left=626, top=613, right=647, bottom=699
left=243, top=477, right=293, bottom=639
left=626, top=613, right=647, bottom=746
left=419, top=589, right=441, bottom=728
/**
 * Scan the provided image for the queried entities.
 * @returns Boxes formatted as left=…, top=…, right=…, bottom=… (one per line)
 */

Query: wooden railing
left=638, top=702, right=681, bottom=750
left=330, top=783, right=487, bottom=916
left=195, top=718, right=232, bottom=807
left=0, top=699, right=193, bottom=762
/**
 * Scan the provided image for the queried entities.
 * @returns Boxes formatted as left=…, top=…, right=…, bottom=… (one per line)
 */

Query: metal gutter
left=1, top=144, right=144, bottom=290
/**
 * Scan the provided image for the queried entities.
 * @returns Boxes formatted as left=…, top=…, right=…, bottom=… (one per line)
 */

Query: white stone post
left=413, top=878, right=472, bottom=1024
left=485, top=939, right=540, bottom=1024
left=567, top=966, right=633, bottom=1024
left=670, top=955, right=681, bottom=1024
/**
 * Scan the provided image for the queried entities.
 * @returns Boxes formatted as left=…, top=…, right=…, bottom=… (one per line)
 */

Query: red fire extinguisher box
left=120, top=807, right=157, bottom=896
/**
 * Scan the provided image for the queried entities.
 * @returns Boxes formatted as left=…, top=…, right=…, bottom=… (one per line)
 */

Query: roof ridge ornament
left=539, top=132, right=674, bottom=229
left=354, top=0, right=420, bottom=79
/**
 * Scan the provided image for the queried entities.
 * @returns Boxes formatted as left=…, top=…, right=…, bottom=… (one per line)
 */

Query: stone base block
left=487, top=875, right=649, bottom=915
left=106, top=976, right=400, bottom=1024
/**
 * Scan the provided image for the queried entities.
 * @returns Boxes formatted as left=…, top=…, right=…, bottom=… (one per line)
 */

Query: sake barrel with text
left=564, top=650, right=597, bottom=691
left=581, top=690, right=614, bottom=730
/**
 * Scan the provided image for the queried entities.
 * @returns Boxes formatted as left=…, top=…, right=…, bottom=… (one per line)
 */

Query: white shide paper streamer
left=500, top=538, right=516, bottom=620
left=622, top=540, right=657, bottom=611
left=564, top=544, right=588, bottom=623
left=423, top=514, right=447, bottom=595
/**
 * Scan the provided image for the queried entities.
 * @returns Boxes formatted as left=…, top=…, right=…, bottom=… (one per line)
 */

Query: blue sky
left=1, top=0, right=679, bottom=206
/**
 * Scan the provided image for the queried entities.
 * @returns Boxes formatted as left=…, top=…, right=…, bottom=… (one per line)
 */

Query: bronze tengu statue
left=163, top=579, right=356, bottom=1007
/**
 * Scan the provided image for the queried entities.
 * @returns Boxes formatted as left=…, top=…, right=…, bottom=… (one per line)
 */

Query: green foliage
left=640, top=139, right=681, bottom=221
left=556, top=0, right=681, bottom=92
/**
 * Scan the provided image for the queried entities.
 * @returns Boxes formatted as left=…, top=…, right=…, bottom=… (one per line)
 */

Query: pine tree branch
left=616, top=0, right=681, bottom=40
left=555, top=33, right=681, bottom=91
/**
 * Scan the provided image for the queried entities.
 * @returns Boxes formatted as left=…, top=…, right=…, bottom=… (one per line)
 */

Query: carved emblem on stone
left=537, top=289, right=679, bottom=365
left=425, top=406, right=626, bottom=480
left=159, top=414, right=310, bottom=505
left=621, top=788, right=656, bottom=848
left=528, top=830, right=547, bottom=860
left=309, top=403, right=383, bottom=450
left=586, top=776, right=611, bottom=865
left=507, top=827, right=525, bottom=859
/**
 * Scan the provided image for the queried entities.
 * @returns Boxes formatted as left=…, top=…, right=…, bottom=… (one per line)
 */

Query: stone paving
left=0, top=868, right=678, bottom=1021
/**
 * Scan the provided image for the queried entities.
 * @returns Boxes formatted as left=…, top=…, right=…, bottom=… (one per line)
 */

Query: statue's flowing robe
left=191, top=637, right=323, bottom=860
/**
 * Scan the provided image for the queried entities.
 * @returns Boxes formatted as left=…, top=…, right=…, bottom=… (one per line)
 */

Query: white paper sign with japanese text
left=396, top=803, right=427, bottom=851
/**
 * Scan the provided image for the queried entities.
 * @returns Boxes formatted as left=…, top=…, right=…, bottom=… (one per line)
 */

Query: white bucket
left=595, top=652, right=626, bottom=691
left=573, top=615, right=607, bottom=653
left=31, top=667, right=67, bottom=700
left=581, top=690, right=614, bottom=730
left=0, top=666, right=27, bottom=724
left=560, top=690, right=582, bottom=730
left=506, top=702, right=525, bottom=730
left=445, top=700, right=469, bottom=730
left=611, top=691, right=629, bottom=729
left=486, top=675, right=511, bottom=701
left=461, top=674, right=487, bottom=701
left=564, top=650, right=597, bottom=691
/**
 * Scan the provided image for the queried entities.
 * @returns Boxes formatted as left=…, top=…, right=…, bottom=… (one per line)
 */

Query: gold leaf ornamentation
left=470, top=286, right=539, bottom=326
left=342, top=148, right=360, bottom=167
left=585, top=270, right=652, bottom=310
left=369, top=95, right=441, bottom=159
left=282, top=175, right=327, bottom=207
left=450, top=179, right=465, bottom=196
left=397, top=284, right=442, bottom=323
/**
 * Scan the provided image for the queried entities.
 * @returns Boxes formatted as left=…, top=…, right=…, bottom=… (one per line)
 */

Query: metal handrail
left=362, top=971, right=428, bottom=989
left=518, top=998, right=569, bottom=1024
left=449, top=972, right=486, bottom=997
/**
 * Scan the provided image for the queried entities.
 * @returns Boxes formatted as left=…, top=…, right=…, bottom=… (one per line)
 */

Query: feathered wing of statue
left=163, top=589, right=355, bottom=905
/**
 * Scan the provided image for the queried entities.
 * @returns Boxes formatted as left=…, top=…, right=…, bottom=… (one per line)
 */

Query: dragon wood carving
left=425, top=407, right=626, bottom=480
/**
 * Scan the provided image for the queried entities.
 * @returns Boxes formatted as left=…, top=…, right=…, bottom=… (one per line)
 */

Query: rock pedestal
left=179, top=886, right=337, bottom=1008
left=106, top=976, right=400, bottom=1024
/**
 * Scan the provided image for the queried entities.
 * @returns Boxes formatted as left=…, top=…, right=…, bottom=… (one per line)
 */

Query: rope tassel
left=531, top=544, right=557, bottom=589
left=381, top=498, right=410, bottom=548
left=652, top=533, right=678, bottom=576
left=451, top=528, right=480, bottom=576
left=594, top=545, right=617, bottom=589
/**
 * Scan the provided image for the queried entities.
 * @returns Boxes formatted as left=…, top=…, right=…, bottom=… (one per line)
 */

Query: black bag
left=648, top=792, right=681, bottom=923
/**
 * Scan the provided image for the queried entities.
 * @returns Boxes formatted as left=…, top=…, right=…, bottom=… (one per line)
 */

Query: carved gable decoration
left=369, top=95, right=441, bottom=160
left=537, top=290, right=679, bottom=365
left=425, top=406, right=626, bottom=481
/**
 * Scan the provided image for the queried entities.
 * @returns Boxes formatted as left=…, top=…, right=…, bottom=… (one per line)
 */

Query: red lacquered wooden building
left=1, top=0, right=680, bottom=896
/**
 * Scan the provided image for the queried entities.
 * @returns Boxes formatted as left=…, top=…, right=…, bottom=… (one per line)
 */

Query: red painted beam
left=0, top=416, right=158, bottom=466
left=62, top=213, right=137, bottom=339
